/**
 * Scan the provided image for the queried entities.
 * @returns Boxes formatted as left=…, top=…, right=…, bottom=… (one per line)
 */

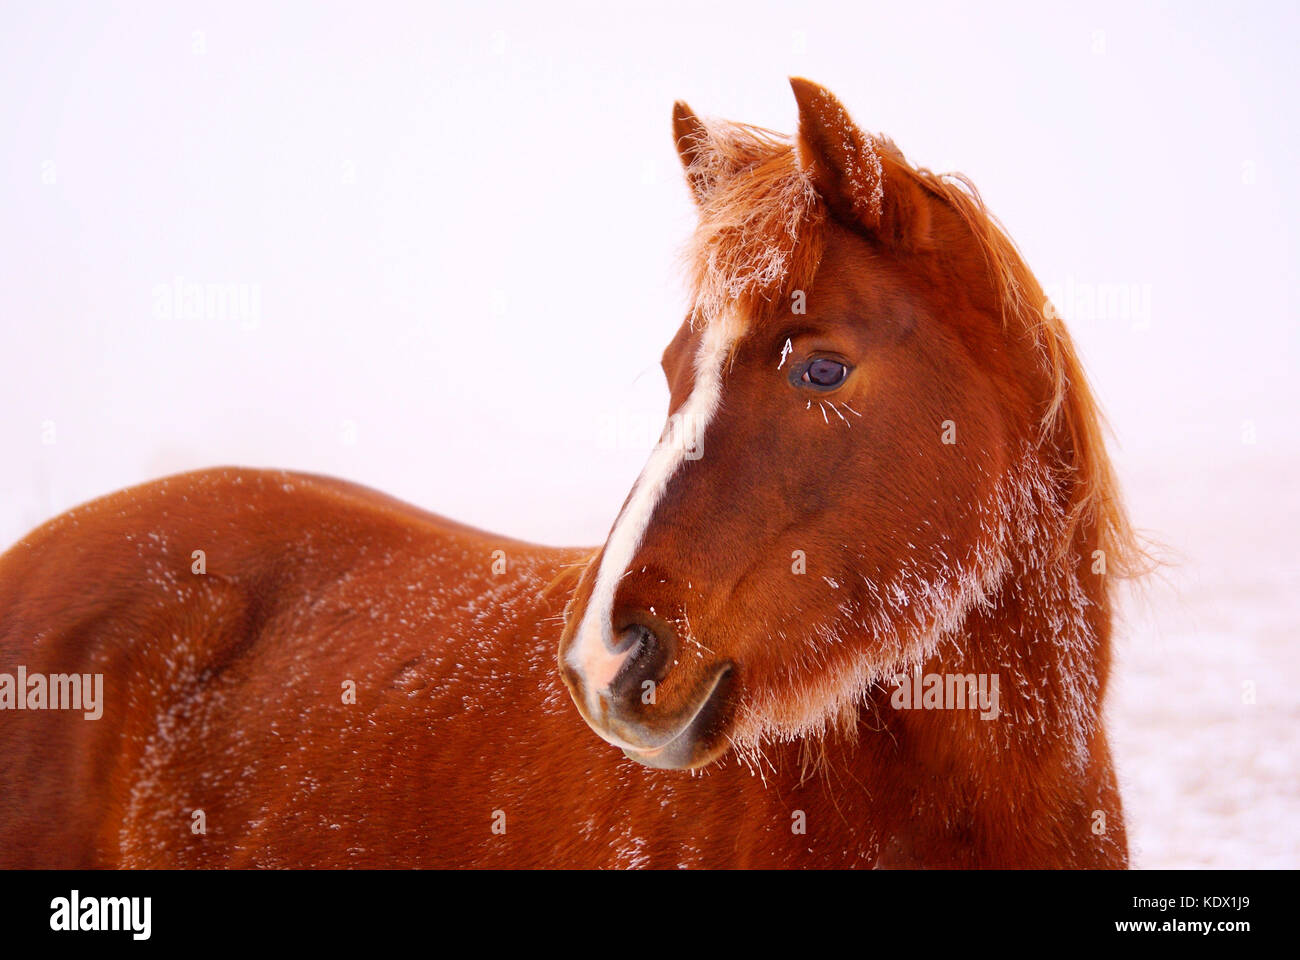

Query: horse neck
left=820, top=450, right=1121, bottom=865
left=933, top=444, right=1114, bottom=769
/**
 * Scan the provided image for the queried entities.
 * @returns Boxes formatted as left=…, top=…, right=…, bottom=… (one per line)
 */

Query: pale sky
left=2, top=0, right=1296, bottom=547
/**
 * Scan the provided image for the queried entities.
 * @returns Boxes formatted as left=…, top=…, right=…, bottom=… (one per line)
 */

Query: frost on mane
left=678, top=117, right=827, bottom=333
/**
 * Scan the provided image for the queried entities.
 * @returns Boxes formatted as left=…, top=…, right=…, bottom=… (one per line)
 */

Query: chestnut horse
left=0, top=79, right=1137, bottom=868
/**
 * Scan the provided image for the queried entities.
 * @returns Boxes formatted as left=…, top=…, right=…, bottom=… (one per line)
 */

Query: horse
left=0, top=78, right=1138, bottom=868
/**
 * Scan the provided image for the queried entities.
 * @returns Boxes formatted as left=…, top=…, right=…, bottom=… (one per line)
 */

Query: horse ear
left=672, top=100, right=713, bottom=205
left=789, top=77, right=932, bottom=251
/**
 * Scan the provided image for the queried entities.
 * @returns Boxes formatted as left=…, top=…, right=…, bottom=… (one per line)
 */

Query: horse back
left=0, top=467, right=583, bottom=866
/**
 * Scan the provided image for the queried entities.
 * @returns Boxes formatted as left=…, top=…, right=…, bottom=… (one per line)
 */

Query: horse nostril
left=608, top=623, right=652, bottom=655
left=607, top=620, right=672, bottom=702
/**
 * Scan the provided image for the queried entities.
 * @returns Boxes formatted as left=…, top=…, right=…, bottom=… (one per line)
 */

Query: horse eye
left=802, top=358, right=848, bottom=388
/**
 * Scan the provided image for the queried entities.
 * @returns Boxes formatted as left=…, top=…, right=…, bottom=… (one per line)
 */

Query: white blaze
left=567, top=317, right=736, bottom=717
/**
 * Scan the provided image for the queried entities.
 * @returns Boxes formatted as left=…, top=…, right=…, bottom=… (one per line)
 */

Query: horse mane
left=902, top=164, right=1145, bottom=579
left=678, top=120, right=826, bottom=333
left=679, top=117, right=1144, bottom=580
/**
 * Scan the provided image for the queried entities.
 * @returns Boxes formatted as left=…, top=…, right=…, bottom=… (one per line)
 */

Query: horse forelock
left=679, top=119, right=827, bottom=336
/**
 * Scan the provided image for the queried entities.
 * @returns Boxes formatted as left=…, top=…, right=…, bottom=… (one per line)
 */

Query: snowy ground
left=1109, top=451, right=1300, bottom=868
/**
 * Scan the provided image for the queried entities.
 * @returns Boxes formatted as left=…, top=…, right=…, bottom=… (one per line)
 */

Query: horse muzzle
left=560, top=615, right=736, bottom=770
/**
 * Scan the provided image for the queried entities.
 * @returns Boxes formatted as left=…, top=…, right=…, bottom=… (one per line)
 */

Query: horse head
left=559, top=78, right=1132, bottom=772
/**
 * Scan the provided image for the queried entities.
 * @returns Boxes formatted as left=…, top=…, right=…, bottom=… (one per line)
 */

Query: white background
left=2, top=0, right=1296, bottom=867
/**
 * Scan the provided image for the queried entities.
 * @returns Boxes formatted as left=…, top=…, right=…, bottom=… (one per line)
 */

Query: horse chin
left=617, top=664, right=736, bottom=771
left=621, top=737, right=729, bottom=771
